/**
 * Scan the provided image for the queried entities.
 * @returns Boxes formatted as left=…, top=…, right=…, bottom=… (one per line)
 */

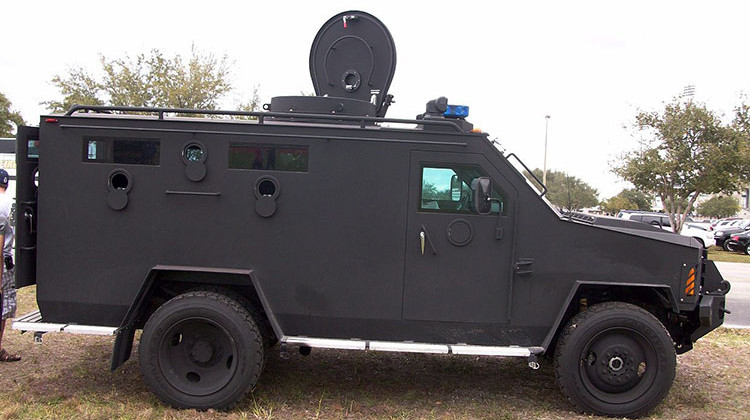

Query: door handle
left=419, top=225, right=438, bottom=255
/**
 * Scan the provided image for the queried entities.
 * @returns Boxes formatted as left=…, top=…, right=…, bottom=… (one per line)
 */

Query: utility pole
left=543, top=115, right=551, bottom=186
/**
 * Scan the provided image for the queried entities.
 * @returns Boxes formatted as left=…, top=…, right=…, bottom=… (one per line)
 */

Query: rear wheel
left=723, top=240, right=733, bottom=252
left=555, top=302, right=675, bottom=417
left=139, top=291, right=265, bottom=409
left=745, top=243, right=750, bottom=255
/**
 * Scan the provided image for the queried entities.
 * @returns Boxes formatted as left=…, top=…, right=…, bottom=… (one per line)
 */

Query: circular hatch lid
left=309, top=11, right=397, bottom=108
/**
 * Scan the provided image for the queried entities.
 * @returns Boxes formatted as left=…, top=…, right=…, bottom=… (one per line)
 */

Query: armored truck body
left=13, top=11, right=729, bottom=418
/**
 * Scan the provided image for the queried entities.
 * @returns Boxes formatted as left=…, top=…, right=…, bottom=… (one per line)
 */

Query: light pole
left=543, top=115, right=550, bottom=186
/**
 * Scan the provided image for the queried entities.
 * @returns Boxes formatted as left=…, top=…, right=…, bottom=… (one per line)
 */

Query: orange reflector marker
left=470, top=128, right=482, bottom=133
left=685, top=267, right=696, bottom=296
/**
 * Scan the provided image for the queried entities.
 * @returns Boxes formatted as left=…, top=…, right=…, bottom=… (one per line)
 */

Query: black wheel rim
left=157, top=317, right=239, bottom=396
left=578, top=327, right=658, bottom=404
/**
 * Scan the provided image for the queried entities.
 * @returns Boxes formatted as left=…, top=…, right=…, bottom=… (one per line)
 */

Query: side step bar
left=282, top=336, right=545, bottom=358
left=12, top=310, right=117, bottom=340
left=11, top=311, right=544, bottom=369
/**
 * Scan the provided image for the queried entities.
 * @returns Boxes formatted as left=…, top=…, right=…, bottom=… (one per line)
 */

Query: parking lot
left=716, top=262, right=750, bottom=328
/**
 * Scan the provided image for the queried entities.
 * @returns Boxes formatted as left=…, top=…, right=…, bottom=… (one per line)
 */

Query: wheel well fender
left=110, top=265, right=281, bottom=371
left=541, top=281, right=678, bottom=354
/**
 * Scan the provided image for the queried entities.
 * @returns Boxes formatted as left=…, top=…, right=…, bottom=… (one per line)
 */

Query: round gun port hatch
left=107, top=169, right=132, bottom=210
left=182, top=141, right=207, bottom=182
left=254, top=176, right=280, bottom=218
left=183, top=144, right=205, bottom=163
left=447, top=218, right=473, bottom=247
left=342, top=69, right=361, bottom=92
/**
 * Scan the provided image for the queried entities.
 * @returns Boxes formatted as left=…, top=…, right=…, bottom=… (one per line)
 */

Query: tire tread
left=139, top=290, right=265, bottom=410
left=554, top=301, right=676, bottom=418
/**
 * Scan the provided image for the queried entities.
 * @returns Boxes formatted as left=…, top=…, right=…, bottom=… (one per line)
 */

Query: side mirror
left=450, top=174, right=462, bottom=201
left=471, top=177, right=492, bottom=215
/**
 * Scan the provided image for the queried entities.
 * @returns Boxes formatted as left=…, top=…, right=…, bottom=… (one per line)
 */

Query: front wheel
left=139, top=291, right=266, bottom=409
left=745, top=243, right=750, bottom=255
left=723, top=240, right=733, bottom=252
left=554, top=302, right=675, bottom=418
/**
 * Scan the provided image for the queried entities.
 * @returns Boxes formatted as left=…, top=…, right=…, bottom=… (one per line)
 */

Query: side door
left=15, top=126, right=39, bottom=288
left=403, top=151, right=517, bottom=324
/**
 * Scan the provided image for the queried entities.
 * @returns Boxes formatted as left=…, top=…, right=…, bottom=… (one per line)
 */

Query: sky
left=2, top=1, right=749, bottom=198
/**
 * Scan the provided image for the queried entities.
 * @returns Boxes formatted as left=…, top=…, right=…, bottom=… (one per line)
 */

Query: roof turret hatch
left=269, top=11, right=397, bottom=118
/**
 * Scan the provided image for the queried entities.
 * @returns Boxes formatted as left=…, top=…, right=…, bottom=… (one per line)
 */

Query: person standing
left=0, top=168, right=20, bottom=362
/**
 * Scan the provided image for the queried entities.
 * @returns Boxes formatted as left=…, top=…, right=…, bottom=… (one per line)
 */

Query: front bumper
left=690, top=260, right=730, bottom=341
left=690, top=294, right=727, bottom=341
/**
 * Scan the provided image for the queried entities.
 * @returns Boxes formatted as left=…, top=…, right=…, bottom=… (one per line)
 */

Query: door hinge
left=515, top=258, right=534, bottom=276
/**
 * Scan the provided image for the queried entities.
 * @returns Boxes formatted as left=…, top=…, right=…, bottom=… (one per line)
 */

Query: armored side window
left=420, top=165, right=506, bottom=215
left=83, top=137, right=160, bottom=166
left=228, top=143, right=309, bottom=172
left=27, top=139, right=40, bottom=159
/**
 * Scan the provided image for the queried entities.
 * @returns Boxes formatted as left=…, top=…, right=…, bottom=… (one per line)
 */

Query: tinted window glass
left=229, top=143, right=309, bottom=172
left=27, top=139, right=40, bottom=159
left=84, top=137, right=160, bottom=165
left=420, top=164, right=506, bottom=215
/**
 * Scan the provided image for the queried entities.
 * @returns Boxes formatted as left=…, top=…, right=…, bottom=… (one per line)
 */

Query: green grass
left=707, top=245, right=750, bottom=263
left=1, top=287, right=748, bottom=419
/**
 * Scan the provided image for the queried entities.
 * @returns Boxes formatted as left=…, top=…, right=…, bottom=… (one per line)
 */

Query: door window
left=420, top=165, right=506, bottom=215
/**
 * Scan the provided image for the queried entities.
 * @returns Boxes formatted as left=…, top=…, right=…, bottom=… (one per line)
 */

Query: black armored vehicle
left=13, top=10, right=729, bottom=418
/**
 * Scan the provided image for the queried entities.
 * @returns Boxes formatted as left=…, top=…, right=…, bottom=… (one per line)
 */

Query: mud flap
left=111, top=326, right=136, bottom=371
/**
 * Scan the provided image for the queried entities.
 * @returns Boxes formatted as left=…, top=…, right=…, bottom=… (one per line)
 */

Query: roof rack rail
left=64, top=104, right=467, bottom=133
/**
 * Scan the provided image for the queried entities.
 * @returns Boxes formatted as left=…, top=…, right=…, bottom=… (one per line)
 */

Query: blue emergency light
left=444, top=104, right=469, bottom=118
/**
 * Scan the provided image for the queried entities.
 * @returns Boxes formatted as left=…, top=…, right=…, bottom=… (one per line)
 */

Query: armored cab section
left=13, top=10, right=729, bottom=418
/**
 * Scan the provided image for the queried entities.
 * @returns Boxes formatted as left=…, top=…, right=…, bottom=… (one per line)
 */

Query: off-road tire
left=189, top=285, right=278, bottom=352
left=139, top=291, right=265, bottom=409
left=554, top=302, right=676, bottom=418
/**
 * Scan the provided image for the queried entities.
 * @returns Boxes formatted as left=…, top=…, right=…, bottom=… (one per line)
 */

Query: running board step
left=12, top=310, right=117, bottom=336
left=282, top=336, right=544, bottom=357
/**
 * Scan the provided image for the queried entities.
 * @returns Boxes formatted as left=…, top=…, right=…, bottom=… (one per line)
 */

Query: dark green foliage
left=600, top=189, right=653, bottom=215
left=529, top=169, right=599, bottom=211
left=613, top=99, right=750, bottom=232
left=697, top=196, right=741, bottom=218
left=44, top=48, right=235, bottom=113
left=620, top=188, right=653, bottom=210
left=0, top=92, right=25, bottom=137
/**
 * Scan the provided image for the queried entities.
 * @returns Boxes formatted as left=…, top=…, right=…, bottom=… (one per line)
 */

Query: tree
left=530, top=169, right=599, bottom=211
left=45, top=47, right=233, bottom=113
left=696, top=196, right=740, bottom=218
left=620, top=188, right=653, bottom=211
left=600, top=195, right=636, bottom=215
left=0, top=92, right=25, bottom=137
left=599, top=188, right=653, bottom=215
left=613, top=99, right=750, bottom=233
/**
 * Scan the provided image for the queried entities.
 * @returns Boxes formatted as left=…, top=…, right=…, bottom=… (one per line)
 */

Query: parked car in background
left=710, top=217, right=743, bottom=231
left=713, top=219, right=750, bottom=250
left=619, top=211, right=714, bottom=247
left=725, top=230, right=750, bottom=255
left=686, top=220, right=712, bottom=231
